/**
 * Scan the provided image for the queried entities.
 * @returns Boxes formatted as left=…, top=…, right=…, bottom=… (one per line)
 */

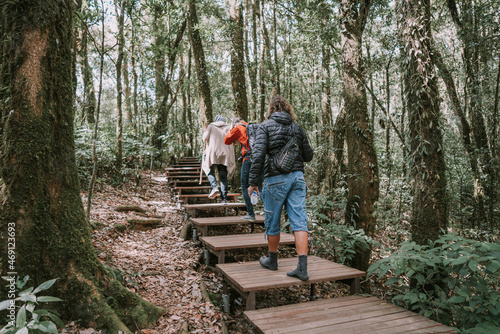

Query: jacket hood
left=212, top=121, right=228, bottom=127
left=269, top=111, right=293, bottom=125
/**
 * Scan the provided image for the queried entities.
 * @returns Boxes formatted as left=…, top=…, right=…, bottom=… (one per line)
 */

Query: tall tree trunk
left=0, top=0, right=164, bottom=331
left=399, top=0, right=448, bottom=244
left=447, top=0, right=493, bottom=226
left=131, top=7, right=139, bottom=133
left=433, top=46, right=487, bottom=225
left=188, top=0, right=213, bottom=127
left=154, top=17, right=187, bottom=150
left=384, top=58, right=392, bottom=190
left=248, top=0, right=259, bottom=119
left=340, top=0, right=379, bottom=272
left=188, top=48, right=195, bottom=155
left=115, top=0, right=126, bottom=172
left=258, top=0, right=267, bottom=121
left=152, top=4, right=166, bottom=149
left=272, top=0, right=280, bottom=95
left=81, top=15, right=96, bottom=124
left=318, top=1, right=333, bottom=193
left=227, top=0, right=249, bottom=119
left=123, top=51, right=132, bottom=124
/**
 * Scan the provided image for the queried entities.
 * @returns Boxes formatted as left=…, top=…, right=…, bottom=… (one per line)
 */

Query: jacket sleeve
left=300, top=127, right=314, bottom=163
left=249, top=124, right=268, bottom=185
left=224, top=125, right=241, bottom=145
left=202, top=125, right=211, bottom=142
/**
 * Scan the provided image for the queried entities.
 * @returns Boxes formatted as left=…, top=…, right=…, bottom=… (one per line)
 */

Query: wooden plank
left=179, top=193, right=241, bottom=199
left=243, top=296, right=457, bottom=334
left=165, top=166, right=201, bottom=171
left=174, top=186, right=212, bottom=191
left=184, top=203, right=247, bottom=210
left=201, top=233, right=294, bottom=251
left=191, top=215, right=264, bottom=226
left=217, top=256, right=365, bottom=293
left=165, top=171, right=201, bottom=175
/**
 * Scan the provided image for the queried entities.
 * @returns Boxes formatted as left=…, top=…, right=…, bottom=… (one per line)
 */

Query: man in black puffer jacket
left=248, top=95, right=314, bottom=281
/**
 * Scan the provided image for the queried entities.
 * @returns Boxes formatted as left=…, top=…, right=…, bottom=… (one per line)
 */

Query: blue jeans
left=261, top=171, right=308, bottom=235
left=208, top=164, right=228, bottom=200
left=241, top=158, right=263, bottom=216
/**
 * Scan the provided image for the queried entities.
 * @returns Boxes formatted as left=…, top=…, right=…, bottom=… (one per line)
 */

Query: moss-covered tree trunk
left=340, top=0, right=380, bottom=272
left=0, top=1, right=164, bottom=331
left=399, top=0, right=448, bottom=244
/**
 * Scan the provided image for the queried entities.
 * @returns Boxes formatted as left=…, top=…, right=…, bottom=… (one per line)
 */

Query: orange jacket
left=224, top=123, right=250, bottom=161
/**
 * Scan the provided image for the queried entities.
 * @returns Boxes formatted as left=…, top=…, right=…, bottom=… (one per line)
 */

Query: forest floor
left=67, top=170, right=352, bottom=334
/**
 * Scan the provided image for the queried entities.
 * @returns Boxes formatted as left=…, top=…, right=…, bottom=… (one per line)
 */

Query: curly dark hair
left=266, top=95, right=297, bottom=121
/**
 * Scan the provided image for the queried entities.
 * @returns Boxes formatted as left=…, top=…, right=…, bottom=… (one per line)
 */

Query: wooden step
left=184, top=202, right=248, bottom=218
left=179, top=193, right=241, bottom=204
left=191, top=215, right=264, bottom=236
left=216, top=256, right=365, bottom=310
left=165, top=171, right=202, bottom=176
left=200, top=232, right=294, bottom=263
left=165, top=166, right=201, bottom=171
left=170, top=163, right=201, bottom=167
left=171, top=180, right=211, bottom=187
left=174, top=186, right=213, bottom=196
left=243, top=295, right=457, bottom=334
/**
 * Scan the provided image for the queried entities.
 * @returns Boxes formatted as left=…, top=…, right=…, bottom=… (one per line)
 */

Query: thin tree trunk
left=258, top=0, right=267, bottom=122
left=249, top=0, right=259, bottom=119
left=0, top=0, right=164, bottom=330
left=188, top=47, right=194, bottom=155
left=433, top=45, right=487, bottom=225
left=123, top=51, right=132, bottom=124
left=447, top=0, right=493, bottom=226
left=81, top=17, right=96, bottom=124
left=318, top=1, right=333, bottom=193
left=272, top=0, right=280, bottom=95
left=87, top=0, right=106, bottom=221
left=115, top=0, right=126, bottom=172
left=188, top=0, right=213, bottom=127
left=399, top=0, right=448, bottom=244
left=340, top=0, right=379, bottom=272
left=385, top=58, right=392, bottom=191
left=228, top=0, right=249, bottom=119
left=131, top=8, right=139, bottom=133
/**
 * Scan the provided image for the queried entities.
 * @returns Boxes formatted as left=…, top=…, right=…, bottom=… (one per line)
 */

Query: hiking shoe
left=221, top=199, right=228, bottom=205
left=260, top=251, right=278, bottom=270
left=287, top=255, right=309, bottom=281
left=208, top=188, right=220, bottom=199
left=240, top=214, right=256, bottom=222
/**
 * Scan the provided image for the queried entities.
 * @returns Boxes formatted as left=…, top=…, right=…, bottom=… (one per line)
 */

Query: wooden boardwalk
left=244, top=295, right=457, bottom=333
left=216, top=256, right=365, bottom=310
left=200, top=232, right=294, bottom=263
left=191, top=215, right=264, bottom=235
left=165, top=157, right=457, bottom=333
left=184, top=202, right=247, bottom=218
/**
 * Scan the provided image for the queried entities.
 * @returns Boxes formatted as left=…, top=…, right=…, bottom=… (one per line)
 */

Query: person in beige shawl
left=202, top=115, right=235, bottom=203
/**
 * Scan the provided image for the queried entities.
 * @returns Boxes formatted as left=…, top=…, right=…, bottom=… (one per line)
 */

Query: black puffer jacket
left=249, top=112, right=314, bottom=185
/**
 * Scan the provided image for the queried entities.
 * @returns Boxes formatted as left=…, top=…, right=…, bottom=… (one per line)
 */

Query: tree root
left=68, top=272, right=166, bottom=333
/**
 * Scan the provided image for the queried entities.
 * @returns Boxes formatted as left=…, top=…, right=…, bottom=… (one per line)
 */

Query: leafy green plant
left=307, top=194, right=380, bottom=265
left=368, top=234, right=500, bottom=331
left=0, top=276, right=64, bottom=334
left=311, top=222, right=380, bottom=265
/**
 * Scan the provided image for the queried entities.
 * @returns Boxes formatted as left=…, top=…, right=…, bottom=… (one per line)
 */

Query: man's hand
left=248, top=185, right=259, bottom=197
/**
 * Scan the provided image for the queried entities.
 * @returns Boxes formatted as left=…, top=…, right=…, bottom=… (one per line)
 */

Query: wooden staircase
left=167, top=157, right=457, bottom=333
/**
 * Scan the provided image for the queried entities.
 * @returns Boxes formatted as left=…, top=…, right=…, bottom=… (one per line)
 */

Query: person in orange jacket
left=224, top=117, right=263, bottom=222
